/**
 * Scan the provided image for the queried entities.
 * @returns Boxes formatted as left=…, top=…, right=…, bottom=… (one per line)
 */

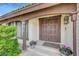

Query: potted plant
left=59, top=45, right=73, bottom=56
left=29, top=40, right=37, bottom=48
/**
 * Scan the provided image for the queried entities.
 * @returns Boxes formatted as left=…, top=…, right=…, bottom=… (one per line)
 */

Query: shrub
left=0, top=25, right=21, bottom=56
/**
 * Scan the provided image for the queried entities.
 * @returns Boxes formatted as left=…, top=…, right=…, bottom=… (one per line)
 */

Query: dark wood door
left=39, top=15, right=61, bottom=43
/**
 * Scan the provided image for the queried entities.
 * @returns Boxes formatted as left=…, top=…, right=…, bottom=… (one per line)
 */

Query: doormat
left=43, top=42, right=60, bottom=49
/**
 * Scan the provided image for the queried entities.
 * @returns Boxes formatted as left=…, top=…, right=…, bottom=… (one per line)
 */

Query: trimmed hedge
left=0, top=25, right=21, bottom=56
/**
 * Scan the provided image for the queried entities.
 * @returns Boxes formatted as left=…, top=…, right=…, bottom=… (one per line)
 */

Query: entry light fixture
left=64, top=16, right=69, bottom=24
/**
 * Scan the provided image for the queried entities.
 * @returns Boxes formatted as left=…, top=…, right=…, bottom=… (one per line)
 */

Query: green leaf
left=0, top=25, right=21, bottom=56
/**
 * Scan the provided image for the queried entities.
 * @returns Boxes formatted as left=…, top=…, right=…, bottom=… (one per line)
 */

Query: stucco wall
left=28, top=18, right=39, bottom=41
left=61, top=15, right=73, bottom=50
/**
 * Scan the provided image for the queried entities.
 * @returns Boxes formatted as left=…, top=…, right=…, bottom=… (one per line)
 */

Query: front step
left=28, top=45, right=61, bottom=56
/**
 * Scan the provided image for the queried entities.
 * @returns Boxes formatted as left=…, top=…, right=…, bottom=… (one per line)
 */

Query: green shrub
left=0, top=25, right=21, bottom=56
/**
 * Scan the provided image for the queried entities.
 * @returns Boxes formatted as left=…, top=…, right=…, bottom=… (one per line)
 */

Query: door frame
left=39, top=15, right=61, bottom=43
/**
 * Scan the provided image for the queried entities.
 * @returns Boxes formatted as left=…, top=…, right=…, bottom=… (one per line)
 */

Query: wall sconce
left=64, top=16, right=69, bottom=25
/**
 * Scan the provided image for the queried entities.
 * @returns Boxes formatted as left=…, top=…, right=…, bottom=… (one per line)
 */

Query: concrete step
left=36, top=45, right=60, bottom=53
left=28, top=45, right=61, bottom=56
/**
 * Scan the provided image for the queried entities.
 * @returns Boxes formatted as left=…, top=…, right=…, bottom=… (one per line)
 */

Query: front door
left=39, top=15, right=61, bottom=44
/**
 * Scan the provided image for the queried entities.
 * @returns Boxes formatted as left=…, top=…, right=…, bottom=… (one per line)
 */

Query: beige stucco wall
left=28, top=18, right=39, bottom=41
left=61, top=15, right=73, bottom=50
left=28, top=14, right=73, bottom=50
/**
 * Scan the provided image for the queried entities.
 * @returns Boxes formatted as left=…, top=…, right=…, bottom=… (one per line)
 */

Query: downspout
left=71, top=13, right=77, bottom=56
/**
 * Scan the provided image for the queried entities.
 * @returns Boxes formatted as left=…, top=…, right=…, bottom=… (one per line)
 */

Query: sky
left=0, top=3, right=29, bottom=16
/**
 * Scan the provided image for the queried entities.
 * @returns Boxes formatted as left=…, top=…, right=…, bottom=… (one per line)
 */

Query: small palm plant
left=59, top=45, right=73, bottom=56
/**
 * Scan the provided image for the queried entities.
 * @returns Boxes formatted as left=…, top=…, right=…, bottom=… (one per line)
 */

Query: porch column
left=71, top=13, right=77, bottom=56
left=22, top=21, right=27, bottom=50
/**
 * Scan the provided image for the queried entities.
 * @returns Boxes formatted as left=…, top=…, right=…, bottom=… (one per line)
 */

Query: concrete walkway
left=18, top=39, right=61, bottom=56
left=20, top=46, right=61, bottom=56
